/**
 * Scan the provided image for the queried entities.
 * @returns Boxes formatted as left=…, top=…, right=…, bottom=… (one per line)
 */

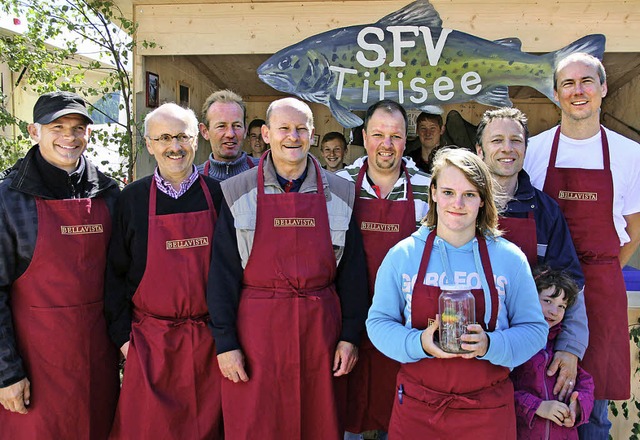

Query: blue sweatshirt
left=366, top=226, right=548, bottom=368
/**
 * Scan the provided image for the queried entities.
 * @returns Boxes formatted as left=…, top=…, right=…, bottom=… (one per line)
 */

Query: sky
left=0, top=9, right=131, bottom=69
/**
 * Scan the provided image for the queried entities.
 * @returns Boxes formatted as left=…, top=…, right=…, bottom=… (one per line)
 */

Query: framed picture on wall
left=177, top=82, right=190, bottom=107
left=312, top=134, right=319, bottom=146
left=146, top=71, right=159, bottom=108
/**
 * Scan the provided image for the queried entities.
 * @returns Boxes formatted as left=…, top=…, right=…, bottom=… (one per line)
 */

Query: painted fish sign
left=257, top=0, right=606, bottom=128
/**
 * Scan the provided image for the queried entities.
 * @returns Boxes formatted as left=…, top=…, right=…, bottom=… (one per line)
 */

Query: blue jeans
left=578, top=399, right=611, bottom=440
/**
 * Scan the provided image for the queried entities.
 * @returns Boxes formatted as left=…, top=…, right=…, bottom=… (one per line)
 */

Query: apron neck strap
left=149, top=176, right=158, bottom=217
left=416, top=230, right=437, bottom=289
left=476, top=234, right=499, bottom=331
left=550, top=125, right=610, bottom=170
left=197, top=175, right=214, bottom=211
left=149, top=174, right=213, bottom=216
left=258, top=152, right=324, bottom=196
left=416, top=231, right=500, bottom=331
left=355, top=159, right=414, bottom=204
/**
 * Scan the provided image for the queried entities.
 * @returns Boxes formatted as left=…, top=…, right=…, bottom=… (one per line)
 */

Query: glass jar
left=438, top=284, right=475, bottom=353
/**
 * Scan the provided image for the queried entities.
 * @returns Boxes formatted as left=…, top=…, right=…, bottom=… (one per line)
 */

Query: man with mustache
left=198, top=89, right=258, bottom=181
left=207, top=97, right=368, bottom=439
left=337, top=100, right=431, bottom=440
left=0, top=91, right=120, bottom=438
left=525, top=53, right=640, bottom=438
left=105, top=103, right=224, bottom=439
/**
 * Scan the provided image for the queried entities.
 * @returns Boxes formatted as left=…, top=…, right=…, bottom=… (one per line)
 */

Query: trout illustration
left=257, top=0, right=605, bottom=128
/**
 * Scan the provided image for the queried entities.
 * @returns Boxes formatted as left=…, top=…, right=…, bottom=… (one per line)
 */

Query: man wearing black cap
left=0, top=91, right=120, bottom=439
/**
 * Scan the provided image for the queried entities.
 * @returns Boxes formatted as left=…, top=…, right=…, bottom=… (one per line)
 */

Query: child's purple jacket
left=511, top=325, right=595, bottom=439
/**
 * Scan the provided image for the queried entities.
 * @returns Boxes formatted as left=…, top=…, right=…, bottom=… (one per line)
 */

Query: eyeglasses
left=148, top=133, right=194, bottom=146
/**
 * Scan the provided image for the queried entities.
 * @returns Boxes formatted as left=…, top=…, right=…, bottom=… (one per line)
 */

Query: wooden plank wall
left=136, top=55, right=224, bottom=172
left=128, top=0, right=639, bottom=162
left=604, top=73, right=640, bottom=268
left=130, top=0, right=639, bottom=183
left=130, top=1, right=639, bottom=55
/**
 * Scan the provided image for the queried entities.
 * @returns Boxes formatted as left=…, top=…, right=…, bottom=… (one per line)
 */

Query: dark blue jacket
left=0, top=146, right=119, bottom=387
left=503, top=170, right=588, bottom=359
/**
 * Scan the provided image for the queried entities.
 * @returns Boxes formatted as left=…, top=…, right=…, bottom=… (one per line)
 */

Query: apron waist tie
left=424, top=392, right=478, bottom=425
left=277, top=270, right=324, bottom=299
left=135, top=311, right=209, bottom=327
left=242, top=273, right=333, bottom=300
left=579, top=252, right=618, bottom=263
left=401, top=377, right=510, bottom=424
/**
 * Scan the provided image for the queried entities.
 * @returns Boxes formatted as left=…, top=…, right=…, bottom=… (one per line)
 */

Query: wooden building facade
left=111, top=2, right=640, bottom=435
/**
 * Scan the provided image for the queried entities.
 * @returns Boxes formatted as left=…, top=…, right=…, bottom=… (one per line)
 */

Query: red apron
left=109, top=177, right=222, bottom=439
left=1, top=198, right=119, bottom=439
left=542, top=127, right=630, bottom=400
left=221, top=155, right=342, bottom=440
left=345, top=161, right=416, bottom=432
left=203, top=155, right=255, bottom=176
left=498, top=212, right=537, bottom=267
left=389, top=232, right=515, bottom=440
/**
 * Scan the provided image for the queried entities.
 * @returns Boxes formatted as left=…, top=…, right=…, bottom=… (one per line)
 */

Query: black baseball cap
left=33, top=91, right=94, bottom=125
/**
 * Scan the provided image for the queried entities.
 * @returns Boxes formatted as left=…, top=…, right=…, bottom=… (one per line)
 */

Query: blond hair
left=201, top=89, right=246, bottom=127
left=425, top=148, right=503, bottom=238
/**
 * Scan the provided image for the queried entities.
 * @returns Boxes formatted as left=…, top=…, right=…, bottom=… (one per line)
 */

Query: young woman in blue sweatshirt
left=367, top=148, right=548, bottom=439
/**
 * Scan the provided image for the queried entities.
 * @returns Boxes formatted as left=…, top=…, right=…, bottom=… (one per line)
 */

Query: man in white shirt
left=524, top=52, right=640, bottom=439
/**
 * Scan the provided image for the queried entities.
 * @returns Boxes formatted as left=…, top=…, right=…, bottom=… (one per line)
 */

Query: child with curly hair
left=511, top=266, right=595, bottom=439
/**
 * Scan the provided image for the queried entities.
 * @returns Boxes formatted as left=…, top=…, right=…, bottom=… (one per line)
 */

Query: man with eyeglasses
left=0, top=91, right=120, bottom=438
left=105, top=103, right=225, bottom=439
left=198, top=89, right=258, bottom=181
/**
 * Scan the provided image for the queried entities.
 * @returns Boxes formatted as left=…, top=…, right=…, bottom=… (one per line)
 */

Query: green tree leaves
left=1, top=0, right=156, bottom=183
